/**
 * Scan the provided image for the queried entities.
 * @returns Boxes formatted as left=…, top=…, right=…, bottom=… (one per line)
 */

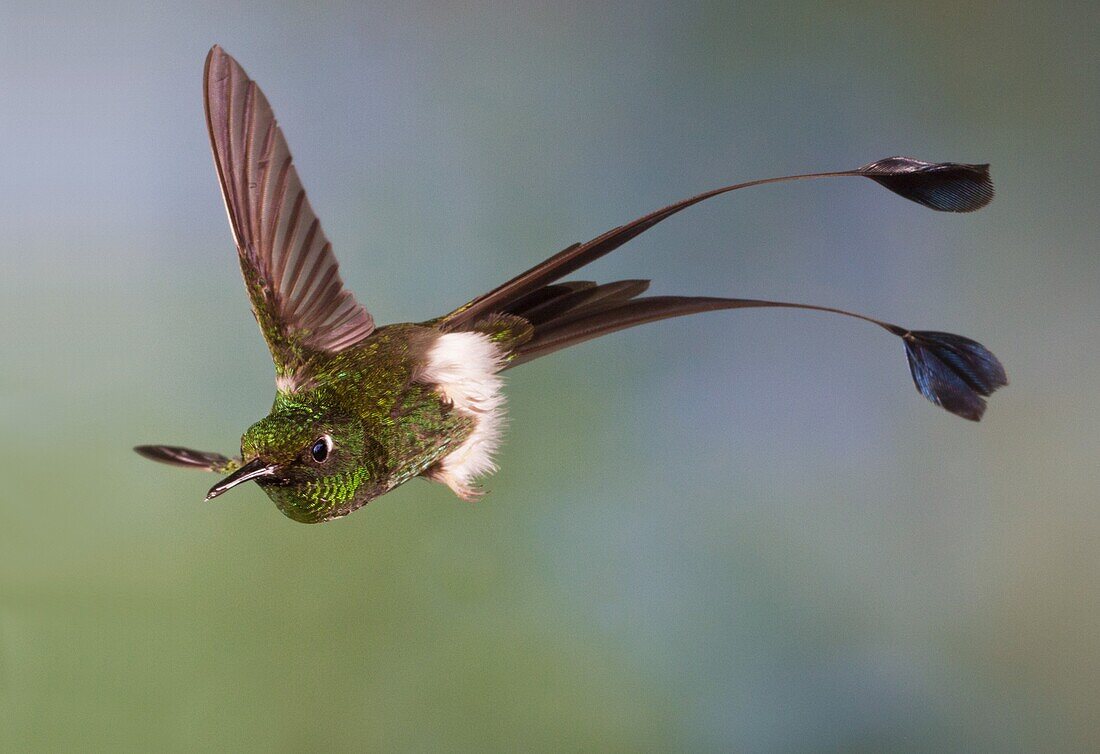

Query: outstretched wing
left=134, top=445, right=241, bottom=474
left=204, top=46, right=374, bottom=380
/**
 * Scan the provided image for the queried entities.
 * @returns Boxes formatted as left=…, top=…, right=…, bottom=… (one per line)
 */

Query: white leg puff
left=420, top=332, right=507, bottom=500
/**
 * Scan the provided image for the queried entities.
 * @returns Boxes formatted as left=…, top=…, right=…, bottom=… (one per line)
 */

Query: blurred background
left=1, top=1, right=1097, bottom=750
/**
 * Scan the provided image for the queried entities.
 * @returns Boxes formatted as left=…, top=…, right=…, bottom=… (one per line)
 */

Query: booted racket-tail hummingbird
left=135, top=46, right=1006, bottom=523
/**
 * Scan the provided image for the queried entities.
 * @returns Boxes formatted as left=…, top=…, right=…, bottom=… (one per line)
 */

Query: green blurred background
left=2, top=1, right=1097, bottom=751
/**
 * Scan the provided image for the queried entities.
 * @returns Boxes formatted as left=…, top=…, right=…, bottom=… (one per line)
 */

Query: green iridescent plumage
left=134, top=46, right=1006, bottom=524
left=236, top=325, right=475, bottom=522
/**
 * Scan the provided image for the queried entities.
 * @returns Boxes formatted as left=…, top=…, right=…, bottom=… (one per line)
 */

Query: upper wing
left=204, top=46, right=374, bottom=379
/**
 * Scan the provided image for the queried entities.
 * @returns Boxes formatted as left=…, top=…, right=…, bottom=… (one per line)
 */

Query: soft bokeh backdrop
left=2, top=1, right=1097, bottom=751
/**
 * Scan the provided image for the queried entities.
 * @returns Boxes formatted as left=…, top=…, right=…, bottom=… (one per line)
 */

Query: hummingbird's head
left=207, top=401, right=385, bottom=523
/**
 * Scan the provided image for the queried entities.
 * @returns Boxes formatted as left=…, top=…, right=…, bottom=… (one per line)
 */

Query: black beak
left=205, top=457, right=277, bottom=501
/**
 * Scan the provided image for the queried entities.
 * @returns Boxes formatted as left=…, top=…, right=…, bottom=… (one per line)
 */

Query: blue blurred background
left=2, top=1, right=1097, bottom=750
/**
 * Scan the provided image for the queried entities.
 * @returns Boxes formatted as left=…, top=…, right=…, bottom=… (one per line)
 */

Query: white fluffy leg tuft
left=420, top=332, right=506, bottom=500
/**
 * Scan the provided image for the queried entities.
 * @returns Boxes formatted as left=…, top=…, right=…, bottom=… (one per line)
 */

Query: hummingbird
left=135, top=46, right=1007, bottom=524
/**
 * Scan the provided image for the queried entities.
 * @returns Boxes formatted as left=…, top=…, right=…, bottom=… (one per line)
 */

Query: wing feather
left=203, top=46, right=374, bottom=378
left=133, top=445, right=241, bottom=474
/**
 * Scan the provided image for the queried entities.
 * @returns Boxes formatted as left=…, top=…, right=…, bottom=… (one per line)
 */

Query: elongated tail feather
left=445, top=155, right=1002, bottom=420
left=901, top=331, right=1008, bottom=420
left=502, top=291, right=1007, bottom=421
left=513, top=279, right=651, bottom=326
left=858, top=157, right=993, bottom=213
left=441, top=157, right=994, bottom=331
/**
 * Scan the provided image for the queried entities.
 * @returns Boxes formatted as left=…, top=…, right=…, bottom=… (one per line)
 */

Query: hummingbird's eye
left=311, top=436, right=332, bottom=463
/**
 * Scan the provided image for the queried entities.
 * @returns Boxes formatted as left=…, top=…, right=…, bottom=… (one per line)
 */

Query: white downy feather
left=420, top=332, right=507, bottom=500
